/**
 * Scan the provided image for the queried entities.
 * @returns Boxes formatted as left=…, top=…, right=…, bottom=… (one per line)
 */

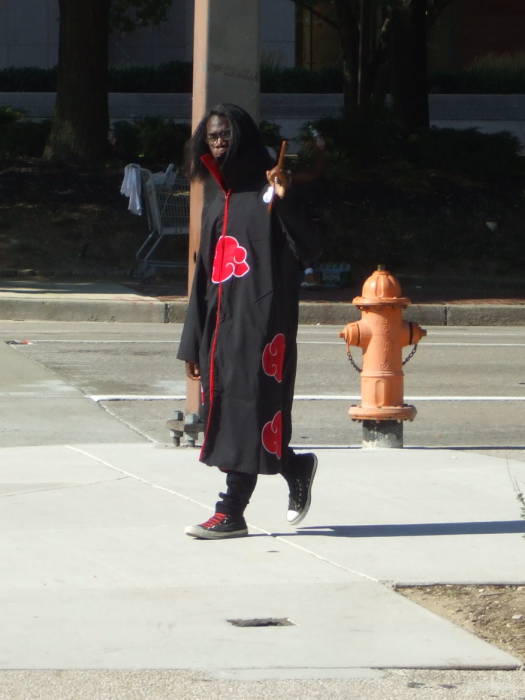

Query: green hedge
left=0, top=107, right=191, bottom=161
left=430, top=53, right=525, bottom=94
left=260, top=64, right=342, bottom=93
left=108, top=62, right=192, bottom=92
left=3, top=57, right=525, bottom=93
left=0, top=66, right=57, bottom=91
left=295, top=118, right=525, bottom=273
left=305, top=115, right=523, bottom=180
left=0, top=62, right=342, bottom=93
left=111, top=117, right=190, bottom=162
left=0, top=107, right=50, bottom=157
left=406, top=127, right=523, bottom=180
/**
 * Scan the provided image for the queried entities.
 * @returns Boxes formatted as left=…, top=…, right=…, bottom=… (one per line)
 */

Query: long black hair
left=184, top=103, right=273, bottom=190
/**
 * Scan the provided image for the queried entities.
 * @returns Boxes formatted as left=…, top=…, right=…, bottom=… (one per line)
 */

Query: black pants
left=216, top=471, right=258, bottom=518
left=216, top=450, right=297, bottom=518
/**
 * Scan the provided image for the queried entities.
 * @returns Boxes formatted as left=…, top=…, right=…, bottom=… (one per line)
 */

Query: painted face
left=206, top=115, right=232, bottom=162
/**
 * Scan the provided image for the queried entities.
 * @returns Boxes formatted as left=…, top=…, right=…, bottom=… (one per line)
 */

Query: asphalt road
left=0, top=321, right=523, bottom=461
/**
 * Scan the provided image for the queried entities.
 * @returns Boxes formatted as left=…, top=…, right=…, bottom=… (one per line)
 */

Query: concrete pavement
left=0, top=278, right=524, bottom=325
left=2, top=441, right=524, bottom=673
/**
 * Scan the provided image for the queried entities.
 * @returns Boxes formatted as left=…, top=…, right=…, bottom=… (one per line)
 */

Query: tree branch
left=288, top=0, right=340, bottom=31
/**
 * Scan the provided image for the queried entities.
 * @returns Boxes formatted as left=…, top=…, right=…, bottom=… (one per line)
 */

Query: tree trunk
left=44, top=0, right=110, bottom=164
left=389, top=0, right=429, bottom=132
left=358, top=0, right=375, bottom=113
left=334, top=0, right=360, bottom=122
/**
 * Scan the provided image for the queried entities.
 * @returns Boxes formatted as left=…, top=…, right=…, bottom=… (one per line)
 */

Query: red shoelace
left=201, top=513, right=228, bottom=528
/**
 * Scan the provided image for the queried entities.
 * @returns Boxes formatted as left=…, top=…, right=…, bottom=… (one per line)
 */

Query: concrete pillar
left=192, top=0, right=261, bottom=124
left=184, top=0, right=261, bottom=430
left=362, top=420, right=404, bottom=449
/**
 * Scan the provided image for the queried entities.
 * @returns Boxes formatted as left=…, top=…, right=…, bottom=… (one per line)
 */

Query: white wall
left=0, top=0, right=296, bottom=70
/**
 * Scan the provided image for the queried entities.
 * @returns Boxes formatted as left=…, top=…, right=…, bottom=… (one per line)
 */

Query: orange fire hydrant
left=340, top=266, right=426, bottom=447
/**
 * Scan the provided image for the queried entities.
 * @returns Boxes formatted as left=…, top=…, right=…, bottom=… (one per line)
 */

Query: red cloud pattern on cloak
left=261, top=410, right=282, bottom=459
left=262, top=333, right=285, bottom=383
left=212, top=235, right=250, bottom=283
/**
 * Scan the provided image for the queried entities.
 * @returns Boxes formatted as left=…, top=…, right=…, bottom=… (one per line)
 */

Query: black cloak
left=178, top=108, right=320, bottom=475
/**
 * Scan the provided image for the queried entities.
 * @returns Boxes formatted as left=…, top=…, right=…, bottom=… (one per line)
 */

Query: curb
left=445, top=304, right=525, bottom=326
left=0, top=298, right=524, bottom=325
left=0, top=298, right=167, bottom=323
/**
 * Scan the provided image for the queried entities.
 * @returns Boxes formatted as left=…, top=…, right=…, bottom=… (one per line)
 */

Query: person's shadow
left=272, top=520, right=525, bottom=538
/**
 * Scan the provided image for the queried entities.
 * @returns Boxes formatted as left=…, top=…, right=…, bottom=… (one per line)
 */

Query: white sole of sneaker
left=287, top=454, right=318, bottom=526
left=184, top=525, right=248, bottom=539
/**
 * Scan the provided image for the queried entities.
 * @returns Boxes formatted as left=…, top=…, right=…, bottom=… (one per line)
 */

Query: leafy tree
left=44, top=0, right=171, bottom=164
left=292, top=0, right=454, bottom=130
left=110, top=0, right=172, bottom=33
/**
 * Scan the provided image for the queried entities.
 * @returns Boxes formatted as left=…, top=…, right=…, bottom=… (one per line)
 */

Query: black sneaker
left=286, top=453, right=318, bottom=525
left=184, top=512, right=248, bottom=539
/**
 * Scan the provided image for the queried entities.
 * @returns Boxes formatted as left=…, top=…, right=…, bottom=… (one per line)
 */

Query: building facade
left=1, top=0, right=524, bottom=74
left=295, top=1, right=525, bottom=73
left=0, top=0, right=296, bottom=70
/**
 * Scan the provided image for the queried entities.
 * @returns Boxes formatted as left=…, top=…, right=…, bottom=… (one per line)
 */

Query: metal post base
left=362, top=420, right=403, bottom=448
left=183, top=413, right=202, bottom=448
left=166, top=411, right=203, bottom=447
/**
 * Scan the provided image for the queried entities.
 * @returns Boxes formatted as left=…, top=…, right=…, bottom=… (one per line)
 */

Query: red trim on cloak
left=200, top=153, right=227, bottom=191
left=199, top=154, right=232, bottom=460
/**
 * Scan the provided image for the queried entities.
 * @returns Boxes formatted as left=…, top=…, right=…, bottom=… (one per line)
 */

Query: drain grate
left=227, top=617, right=294, bottom=627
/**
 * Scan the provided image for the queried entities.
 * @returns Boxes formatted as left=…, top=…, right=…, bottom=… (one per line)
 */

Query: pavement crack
left=96, top=401, right=156, bottom=443
left=63, top=447, right=375, bottom=584
left=248, top=523, right=380, bottom=583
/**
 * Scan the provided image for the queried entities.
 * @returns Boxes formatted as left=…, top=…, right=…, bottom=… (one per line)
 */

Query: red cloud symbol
left=212, top=235, right=250, bottom=284
left=261, top=410, right=282, bottom=459
left=262, top=333, right=286, bottom=383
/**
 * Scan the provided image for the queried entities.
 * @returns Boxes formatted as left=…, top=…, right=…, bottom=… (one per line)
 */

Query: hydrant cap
left=353, top=267, right=410, bottom=307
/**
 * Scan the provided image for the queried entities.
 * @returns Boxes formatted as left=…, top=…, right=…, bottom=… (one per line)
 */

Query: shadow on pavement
left=275, top=520, right=525, bottom=538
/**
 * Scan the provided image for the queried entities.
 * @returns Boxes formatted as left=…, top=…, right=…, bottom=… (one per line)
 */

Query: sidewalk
left=0, top=278, right=524, bottom=325
left=2, top=442, right=524, bottom=674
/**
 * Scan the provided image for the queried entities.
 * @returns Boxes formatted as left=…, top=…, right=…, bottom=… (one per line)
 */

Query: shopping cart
left=128, top=165, right=190, bottom=280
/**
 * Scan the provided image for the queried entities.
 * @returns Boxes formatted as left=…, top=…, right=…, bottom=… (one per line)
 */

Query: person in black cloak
left=178, top=103, right=321, bottom=539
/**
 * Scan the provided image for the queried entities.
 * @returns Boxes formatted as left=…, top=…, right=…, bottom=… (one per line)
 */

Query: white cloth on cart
left=120, top=163, right=178, bottom=216
left=120, top=164, right=143, bottom=215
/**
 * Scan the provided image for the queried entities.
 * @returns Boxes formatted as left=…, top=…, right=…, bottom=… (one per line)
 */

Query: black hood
left=215, top=103, right=273, bottom=192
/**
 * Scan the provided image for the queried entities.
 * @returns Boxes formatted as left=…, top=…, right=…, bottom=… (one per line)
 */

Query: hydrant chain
left=346, top=348, right=362, bottom=373
left=402, top=343, right=418, bottom=366
left=348, top=342, right=418, bottom=373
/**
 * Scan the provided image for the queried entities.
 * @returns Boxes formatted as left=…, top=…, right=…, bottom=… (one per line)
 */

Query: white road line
left=18, top=339, right=179, bottom=344
left=298, top=342, right=525, bottom=347
left=297, top=395, right=525, bottom=401
left=422, top=343, right=525, bottom=347
left=88, top=394, right=525, bottom=402
left=90, top=394, right=187, bottom=401
left=14, top=339, right=525, bottom=347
